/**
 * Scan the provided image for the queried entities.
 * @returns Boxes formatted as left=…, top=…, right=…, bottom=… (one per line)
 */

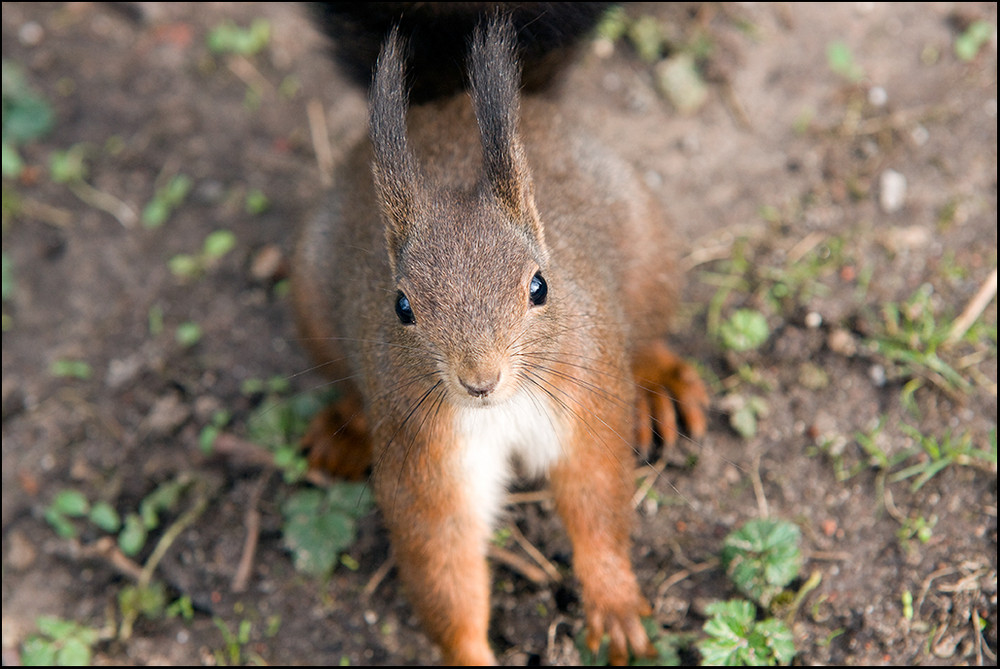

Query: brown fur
left=291, top=16, right=708, bottom=666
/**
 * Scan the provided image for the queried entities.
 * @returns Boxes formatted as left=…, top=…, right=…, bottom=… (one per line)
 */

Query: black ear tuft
left=369, top=28, right=422, bottom=262
left=468, top=17, right=541, bottom=236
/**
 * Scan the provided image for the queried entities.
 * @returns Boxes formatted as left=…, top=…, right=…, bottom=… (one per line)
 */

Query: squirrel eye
left=395, top=291, right=415, bottom=325
left=529, top=272, right=547, bottom=306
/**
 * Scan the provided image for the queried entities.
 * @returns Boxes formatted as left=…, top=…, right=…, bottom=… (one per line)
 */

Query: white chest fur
left=455, top=391, right=564, bottom=530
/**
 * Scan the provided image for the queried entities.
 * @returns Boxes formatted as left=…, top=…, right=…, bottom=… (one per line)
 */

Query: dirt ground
left=2, top=2, right=996, bottom=666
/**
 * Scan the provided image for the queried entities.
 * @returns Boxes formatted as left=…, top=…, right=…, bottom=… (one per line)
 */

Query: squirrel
left=291, top=3, right=710, bottom=665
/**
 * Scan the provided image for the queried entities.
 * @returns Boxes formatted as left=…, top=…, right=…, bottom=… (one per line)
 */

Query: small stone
left=250, top=244, right=286, bottom=282
left=5, top=530, right=37, bottom=569
left=804, top=311, right=823, bottom=328
left=879, top=168, right=907, bottom=213
left=867, top=85, right=888, bottom=107
left=798, top=362, right=830, bottom=390
left=18, top=21, right=44, bottom=46
left=827, top=328, right=858, bottom=356
left=654, top=53, right=708, bottom=115
left=142, top=393, right=191, bottom=437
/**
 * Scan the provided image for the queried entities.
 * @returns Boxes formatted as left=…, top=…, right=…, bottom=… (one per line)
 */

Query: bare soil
left=2, top=2, right=996, bottom=665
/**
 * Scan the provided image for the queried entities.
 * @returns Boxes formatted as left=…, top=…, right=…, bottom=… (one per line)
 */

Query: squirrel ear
left=468, top=18, right=543, bottom=240
left=370, top=28, right=420, bottom=259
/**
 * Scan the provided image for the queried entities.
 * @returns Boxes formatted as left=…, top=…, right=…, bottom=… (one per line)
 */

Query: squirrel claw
left=586, top=598, right=656, bottom=666
left=633, top=340, right=710, bottom=456
left=303, top=392, right=372, bottom=480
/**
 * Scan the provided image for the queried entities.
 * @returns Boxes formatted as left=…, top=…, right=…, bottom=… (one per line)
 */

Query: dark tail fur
left=310, top=1, right=614, bottom=103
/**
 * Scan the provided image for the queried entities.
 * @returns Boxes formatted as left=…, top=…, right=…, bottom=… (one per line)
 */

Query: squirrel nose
left=460, top=372, right=500, bottom=398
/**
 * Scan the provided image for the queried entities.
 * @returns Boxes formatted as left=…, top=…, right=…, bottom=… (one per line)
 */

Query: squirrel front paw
left=633, top=340, right=710, bottom=456
left=303, top=391, right=372, bottom=480
left=584, top=592, right=656, bottom=666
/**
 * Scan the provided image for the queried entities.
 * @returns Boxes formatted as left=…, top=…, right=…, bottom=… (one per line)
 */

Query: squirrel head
left=368, top=18, right=553, bottom=405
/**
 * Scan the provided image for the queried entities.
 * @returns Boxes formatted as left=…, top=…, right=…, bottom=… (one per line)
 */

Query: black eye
left=529, top=272, right=547, bottom=306
left=395, top=291, right=415, bottom=325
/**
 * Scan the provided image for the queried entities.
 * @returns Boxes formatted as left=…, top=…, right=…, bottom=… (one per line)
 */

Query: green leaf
left=1, top=251, right=13, bottom=302
left=49, top=359, right=93, bottom=380
left=163, top=174, right=192, bottom=205
left=141, top=198, right=170, bottom=229
left=43, top=507, right=78, bottom=539
left=166, top=595, right=195, bottom=621
left=199, top=424, right=220, bottom=454
left=281, top=485, right=373, bottom=577
left=594, top=5, right=628, bottom=42
left=175, top=321, right=203, bottom=348
left=719, top=309, right=769, bottom=352
left=88, top=501, right=121, bottom=532
left=55, top=637, right=93, bottom=666
left=207, top=19, right=271, bottom=56
left=627, top=15, right=664, bottom=63
left=202, top=229, right=236, bottom=261
left=24, top=616, right=99, bottom=667
left=245, top=188, right=269, bottom=215
left=118, top=581, right=167, bottom=619
left=51, top=489, right=90, bottom=516
left=955, top=20, right=994, bottom=61
left=48, top=146, right=87, bottom=183
left=2, top=61, right=55, bottom=145
left=699, top=600, right=795, bottom=666
left=755, top=618, right=796, bottom=664
left=721, top=519, right=801, bottom=608
left=168, top=253, right=200, bottom=279
left=2, top=141, right=24, bottom=178
left=118, top=512, right=147, bottom=556
left=20, top=635, right=58, bottom=666
left=826, top=41, right=864, bottom=82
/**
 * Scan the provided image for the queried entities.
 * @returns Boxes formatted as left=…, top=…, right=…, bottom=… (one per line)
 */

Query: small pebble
left=879, top=168, right=907, bottom=213
left=18, top=21, right=44, bottom=46
left=867, top=85, right=888, bottom=107
left=250, top=244, right=286, bottom=282
left=827, top=328, right=858, bottom=356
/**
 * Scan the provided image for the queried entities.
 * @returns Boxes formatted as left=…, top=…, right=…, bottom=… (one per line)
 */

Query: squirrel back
left=310, top=1, right=614, bottom=102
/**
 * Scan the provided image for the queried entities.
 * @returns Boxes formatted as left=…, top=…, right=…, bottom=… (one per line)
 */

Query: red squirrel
left=292, top=4, right=709, bottom=664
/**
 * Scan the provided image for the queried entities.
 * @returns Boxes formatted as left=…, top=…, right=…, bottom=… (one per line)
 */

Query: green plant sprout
left=720, top=519, right=802, bottom=609
left=207, top=19, right=271, bottom=56
left=168, top=229, right=237, bottom=280
left=47, top=143, right=137, bottom=226
left=245, top=392, right=327, bottom=483
left=826, top=41, right=864, bottom=82
left=281, top=482, right=373, bottom=578
left=697, top=599, right=795, bottom=666
left=2, top=60, right=54, bottom=178
left=20, top=616, right=103, bottom=666
left=212, top=616, right=260, bottom=666
left=954, top=20, right=995, bottom=62
left=142, top=173, right=192, bottom=229
left=41, top=476, right=209, bottom=641
left=49, top=359, right=93, bottom=380
left=174, top=321, right=203, bottom=348
left=891, top=424, right=996, bottom=492
left=866, top=282, right=977, bottom=398
left=719, top=309, right=770, bottom=352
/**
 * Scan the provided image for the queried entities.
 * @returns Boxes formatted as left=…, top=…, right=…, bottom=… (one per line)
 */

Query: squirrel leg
left=302, top=385, right=372, bottom=480
left=550, top=430, right=656, bottom=665
left=378, top=475, right=496, bottom=665
left=632, top=339, right=710, bottom=456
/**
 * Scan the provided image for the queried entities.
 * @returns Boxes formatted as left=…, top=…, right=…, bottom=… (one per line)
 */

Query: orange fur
left=291, top=16, right=709, bottom=666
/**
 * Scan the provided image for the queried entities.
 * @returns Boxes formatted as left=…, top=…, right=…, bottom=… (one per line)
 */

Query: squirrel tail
left=310, top=1, right=614, bottom=103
